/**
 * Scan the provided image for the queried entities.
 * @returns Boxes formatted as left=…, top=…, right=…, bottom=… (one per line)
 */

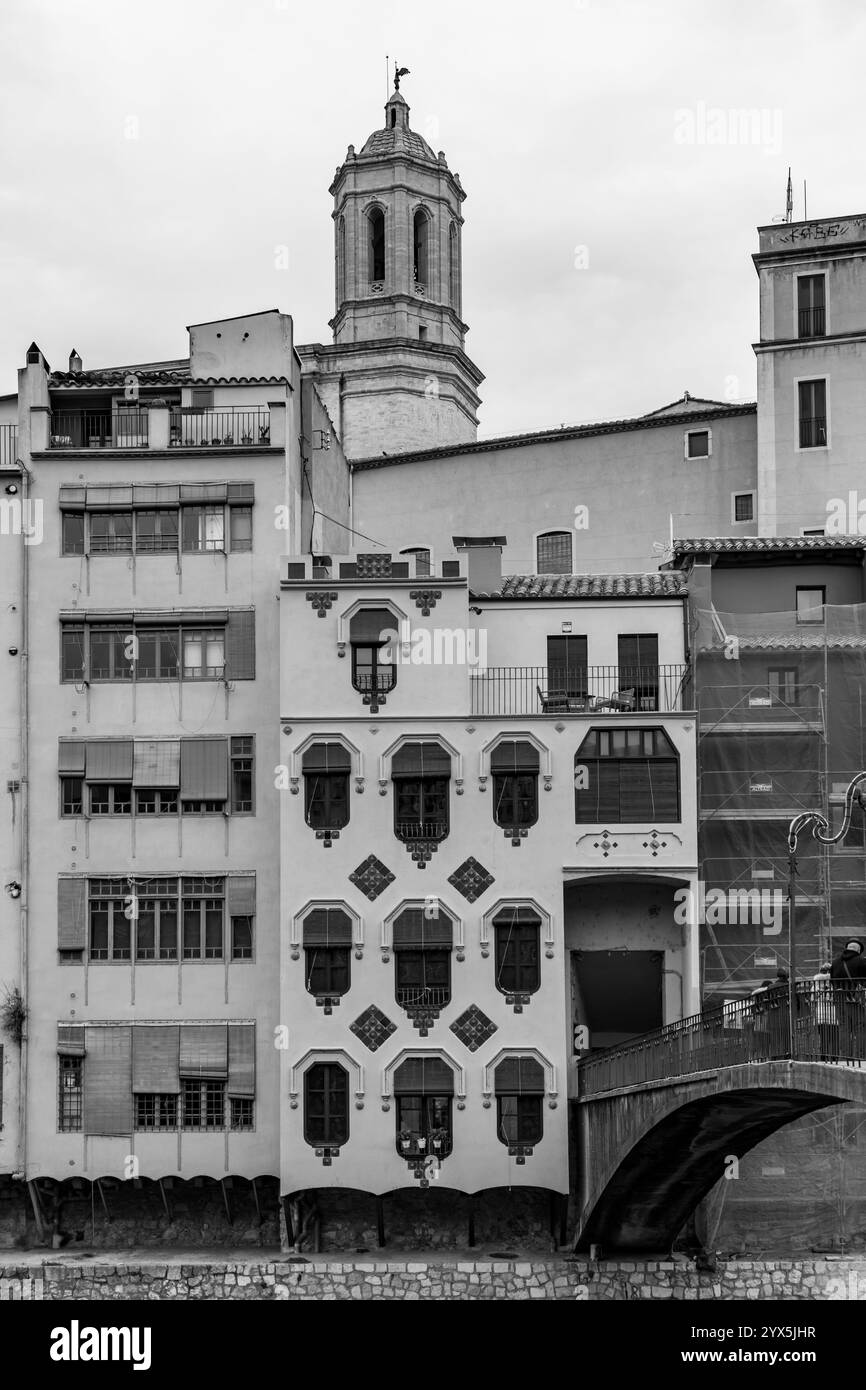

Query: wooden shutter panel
left=226, top=611, right=255, bottom=680
left=392, top=742, right=451, bottom=778
left=392, top=908, right=454, bottom=949
left=132, top=1026, right=179, bottom=1093
left=302, top=908, right=352, bottom=947
left=180, top=482, right=228, bottom=501
left=490, top=740, right=539, bottom=773
left=302, top=743, right=351, bottom=774
left=57, top=1024, right=86, bottom=1056
left=133, top=483, right=180, bottom=506
left=179, top=1025, right=228, bottom=1079
left=494, top=1056, right=545, bottom=1094
left=83, top=1026, right=133, bottom=1135
left=227, top=1024, right=255, bottom=1097
left=349, top=608, right=394, bottom=643
left=85, top=485, right=133, bottom=509
left=58, top=878, right=87, bottom=951
left=228, top=874, right=256, bottom=916
left=180, top=738, right=228, bottom=800
left=58, top=740, right=86, bottom=774
left=86, top=740, right=133, bottom=782
left=58, top=485, right=86, bottom=509
left=393, top=1057, right=455, bottom=1095
left=133, top=740, right=181, bottom=788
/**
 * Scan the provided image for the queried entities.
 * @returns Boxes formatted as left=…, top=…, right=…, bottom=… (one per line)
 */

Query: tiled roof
left=670, top=535, right=866, bottom=557
left=470, top=573, right=688, bottom=600
left=700, top=633, right=866, bottom=651
left=49, top=367, right=288, bottom=388
left=358, top=127, right=438, bottom=163
left=643, top=394, right=732, bottom=417
left=350, top=403, right=756, bottom=470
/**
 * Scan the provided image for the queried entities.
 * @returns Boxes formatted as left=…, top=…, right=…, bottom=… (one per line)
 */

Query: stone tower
left=298, top=80, right=483, bottom=459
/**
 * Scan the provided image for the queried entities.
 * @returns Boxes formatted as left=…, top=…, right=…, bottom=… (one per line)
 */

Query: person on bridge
left=830, top=939, right=866, bottom=1061
left=811, top=963, right=838, bottom=1061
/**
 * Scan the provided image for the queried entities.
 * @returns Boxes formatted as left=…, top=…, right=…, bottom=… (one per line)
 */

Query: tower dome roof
left=357, top=90, right=440, bottom=164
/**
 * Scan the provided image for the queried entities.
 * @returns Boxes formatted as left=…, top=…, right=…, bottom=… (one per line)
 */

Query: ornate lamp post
left=787, top=772, right=866, bottom=1055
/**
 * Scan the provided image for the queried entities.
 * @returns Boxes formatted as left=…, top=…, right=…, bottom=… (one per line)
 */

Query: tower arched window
left=413, top=210, right=429, bottom=288
left=449, top=222, right=458, bottom=308
left=337, top=216, right=346, bottom=303
left=368, top=208, right=385, bottom=283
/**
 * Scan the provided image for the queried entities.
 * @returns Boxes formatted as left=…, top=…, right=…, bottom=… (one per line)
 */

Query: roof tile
left=471, top=573, right=687, bottom=600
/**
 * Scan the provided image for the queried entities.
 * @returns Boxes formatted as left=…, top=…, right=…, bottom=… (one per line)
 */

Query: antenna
left=785, top=167, right=793, bottom=223
left=385, top=54, right=389, bottom=101
left=804, top=180, right=808, bottom=221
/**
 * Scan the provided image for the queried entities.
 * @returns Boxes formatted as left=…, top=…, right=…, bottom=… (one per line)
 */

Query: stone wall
left=2, top=1256, right=865, bottom=1300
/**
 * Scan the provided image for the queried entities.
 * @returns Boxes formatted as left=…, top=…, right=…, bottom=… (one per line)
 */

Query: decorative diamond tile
left=356, top=553, right=392, bottom=577
left=306, top=590, right=337, bottom=617
left=410, top=588, right=442, bottom=616
left=450, top=1004, right=497, bottom=1052
left=448, top=856, right=495, bottom=903
left=350, top=1005, right=397, bottom=1052
left=349, top=854, right=395, bottom=901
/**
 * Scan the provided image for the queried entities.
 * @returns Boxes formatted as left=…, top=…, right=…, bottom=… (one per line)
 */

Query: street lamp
left=787, top=772, right=866, bottom=1056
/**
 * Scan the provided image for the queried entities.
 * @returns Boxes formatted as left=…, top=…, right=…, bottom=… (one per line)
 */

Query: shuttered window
left=617, top=634, right=659, bottom=708
left=227, top=1024, right=255, bottom=1098
left=393, top=1056, right=455, bottom=1095
left=491, top=740, right=539, bottom=830
left=536, top=531, right=572, bottom=575
left=58, top=741, right=87, bottom=774
left=493, top=910, right=541, bottom=995
left=494, top=1058, right=544, bottom=1145
left=180, top=738, right=228, bottom=801
left=302, top=743, right=351, bottom=774
left=86, top=740, right=133, bottom=782
left=132, top=1026, right=180, bottom=1094
left=226, top=611, right=255, bottom=680
left=179, top=1025, right=228, bottom=1080
left=303, top=743, right=350, bottom=831
left=302, top=908, right=353, bottom=947
left=58, top=878, right=87, bottom=952
left=133, top=740, right=181, bottom=788
left=57, top=1024, right=86, bottom=1056
left=392, top=743, right=451, bottom=778
left=304, top=1062, right=349, bottom=1146
left=228, top=874, right=256, bottom=917
left=83, top=1026, right=133, bottom=1135
left=392, top=907, right=453, bottom=949
left=574, top=726, right=680, bottom=823
left=493, top=1056, right=545, bottom=1093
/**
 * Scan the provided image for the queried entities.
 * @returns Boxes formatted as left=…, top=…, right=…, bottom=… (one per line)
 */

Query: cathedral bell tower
left=298, top=73, right=483, bottom=459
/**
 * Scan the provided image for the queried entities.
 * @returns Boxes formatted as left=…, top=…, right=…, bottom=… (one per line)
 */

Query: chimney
left=69, top=348, right=82, bottom=374
left=461, top=544, right=503, bottom=595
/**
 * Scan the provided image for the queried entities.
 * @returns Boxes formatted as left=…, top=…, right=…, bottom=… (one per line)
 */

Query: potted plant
left=241, top=432, right=252, bottom=445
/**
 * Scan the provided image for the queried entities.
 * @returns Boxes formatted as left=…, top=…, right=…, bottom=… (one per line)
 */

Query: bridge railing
left=578, top=982, right=866, bottom=1097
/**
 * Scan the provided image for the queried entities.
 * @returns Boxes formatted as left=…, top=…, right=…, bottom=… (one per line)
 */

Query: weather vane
left=394, top=62, right=410, bottom=91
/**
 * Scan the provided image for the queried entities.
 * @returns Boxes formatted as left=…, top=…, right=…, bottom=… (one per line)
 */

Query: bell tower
left=298, top=74, right=483, bottom=460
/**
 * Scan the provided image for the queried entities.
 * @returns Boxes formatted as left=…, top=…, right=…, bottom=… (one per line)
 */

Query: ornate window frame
left=291, top=900, right=363, bottom=961
left=380, top=731, right=463, bottom=798
left=380, top=1047, right=465, bottom=1112
left=289, top=731, right=365, bottom=796
left=481, top=897, right=555, bottom=961
left=290, top=1047, right=365, bottom=1112
left=482, top=1046, right=558, bottom=1110
left=380, top=897, right=464, bottom=963
left=479, top=730, right=551, bottom=792
left=337, top=596, right=409, bottom=662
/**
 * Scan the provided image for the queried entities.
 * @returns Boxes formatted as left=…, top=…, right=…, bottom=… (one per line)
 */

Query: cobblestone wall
left=2, top=1257, right=864, bottom=1300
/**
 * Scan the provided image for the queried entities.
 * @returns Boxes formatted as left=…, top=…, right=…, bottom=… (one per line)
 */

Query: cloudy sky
left=2, top=0, right=864, bottom=436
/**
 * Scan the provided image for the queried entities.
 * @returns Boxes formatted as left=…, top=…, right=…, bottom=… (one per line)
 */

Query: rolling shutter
left=179, top=1025, right=228, bottom=1080
left=57, top=878, right=87, bottom=951
left=58, top=740, right=86, bottom=774
left=302, top=908, right=352, bottom=947
left=180, top=483, right=228, bottom=501
left=490, top=741, right=540, bottom=773
left=180, top=738, right=228, bottom=800
left=133, top=740, right=181, bottom=788
left=227, top=482, right=255, bottom=502
left=132, top=1026, right=179, bottom=1094
left=392, top=743, right=451, bottom=778
left=57, top=1024, right=86, bottom=1056
left=227, top=1025, right=255, bottom=1098
left=302, top=743, right=351, bottom=774
left=228, top=875, right=256, bottom=916
left=226, top=611, right=255, bottom=680
left=58, top=486, right=86, bottom=510
left=393, top=1057, right=454, bottom=1095
left=133, top=483, right=180, bottom=506
left=494, top=1056, right=545, bottom=1094
left=349, top=609, right=393, bottom=643
left=85, top=485, right=133, bottom=510
left=392, top=908, right=453, bottom=950
left=83, top=1026, right=133, bottom=1135
left=86, top=740, right=133, bottom=782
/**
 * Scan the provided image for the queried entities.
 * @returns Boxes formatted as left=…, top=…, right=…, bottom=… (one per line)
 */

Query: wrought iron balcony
left=169, top=407, right=270, bottom=447
left=798, top=306, right=825, bottom=338
left=799, top=415, right=827, bottom=448
left=49, top=411, right=149, bottom=448
left=0, top=424, right=17, bottom=466
left=470, top=664, right=690, bottom=717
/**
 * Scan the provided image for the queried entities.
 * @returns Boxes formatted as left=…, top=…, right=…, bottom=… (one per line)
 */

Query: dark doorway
left=572, top=950, right=663, bottom=1050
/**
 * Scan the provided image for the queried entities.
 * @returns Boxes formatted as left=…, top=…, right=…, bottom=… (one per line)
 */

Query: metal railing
left=579, top=981, right=866, bottom=1097
left=0, top=423, right=17, bottom=466
left=799, top=416, right=827, bottom=448
left=798, top=306, right=825, bottom=337
left=169, top=407, right=270, bottom=447
left=49, top=412, right=149, bottom=448
left=470, top=664, right=689, bottom=716
left=396, top=985, right=451, bottom=1010
left=395, top=821, right=449, bottom=842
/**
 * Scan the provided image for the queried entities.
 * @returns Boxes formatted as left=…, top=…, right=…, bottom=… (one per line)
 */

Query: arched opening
left=413, top=209, right=429, bottom=288
left=336, top=215, right=345, bottom=303
left=368, top=208, right=385, bottom=283
left=449, top=222, right=458, bottom=308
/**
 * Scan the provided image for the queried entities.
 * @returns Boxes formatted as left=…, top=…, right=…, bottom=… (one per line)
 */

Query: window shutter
left=58, top=740, right=86, bottom=774
left=133, top=483, right=180, bottom=506
left=132, top=1026, right=179, bottom=1094
left=494, top=1056, right=545, bottom=1094
left=227, top=482, right=255, bottom=502
left=228, top=874, right=256, bottom=916
left=302, top=743, right=351, bottom=774
left=180, top=738, right=228, bottom=800
left=133, top=740, right=181, bottom=788
left=490, top=740, right=539, bottom=773
left=302, top=908, right=353, bottom=947
left=392, top=742, right=451, bottom=778
left=58, top=878, right=87, bottom=951
left=85, top=485, right=133, bottom=509
left=493, top=907, right=541, bottom=927
left=83, top=1026, right=133, bottom=1135
left=133, top=609, right=227, bottom=627
left=179, top=1024, right=228, bottom=1079
left=227, top=1024, right=255, bottom=1098
left=226, top=611, right=255, bottom=680
left=349, top=608, right=393, bottom=644
left=180, top=483, right=228, bottom=501
left=392, top=908, right=453, bottom=949
left=58, top=485, right=86, bottom=509
left=394, top=1056, right=454, bottom=1095
left=57, top=1024, right=86, bottom=1056
left=86, top=740, right=133, bottom=782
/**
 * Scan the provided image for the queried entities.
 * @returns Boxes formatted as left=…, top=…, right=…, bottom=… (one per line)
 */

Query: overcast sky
left=2, top=0, right=865, bottom=436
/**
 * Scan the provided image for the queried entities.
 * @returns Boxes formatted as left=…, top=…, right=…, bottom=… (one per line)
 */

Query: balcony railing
left=395, top=821, right=449, bottom=842
left=799, top=415, right=827, bottom=448
left=396, top=986, right=451, bottom=1010
left=50, top=412, right=149, bottom=448
left=0, top=424, right=17, bottom=466
left=798, top=306, right=825, bottom=338
left=169, top=408, right=270, bottom=447
left=470, top=665, right=689, bottom=717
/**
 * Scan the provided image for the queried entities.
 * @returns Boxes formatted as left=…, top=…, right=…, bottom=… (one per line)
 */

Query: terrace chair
left=593, top=688, right=636, bottom=712
left=537, top=684, right=570, bottom=714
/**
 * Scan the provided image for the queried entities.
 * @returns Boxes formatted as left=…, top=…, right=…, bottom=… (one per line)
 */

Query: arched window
left=494, top=1056, right=544, bottom=1149
left=337, top=216, right=346, bottom=302
left=303, top=1062, right=349, bottom=1147
left=449, top=222, right=458, bottom=308
left=368, top=207, right=385, bottom=282
left=350, top=608, right=396, bottom=708
left=392, top=742, right=450, bottom=845
left=574, top=727, right=680, bottom=824
left=303, top=742, right=350, bottom=833
left=536, top=531, right=573, bottom=575
left=493, top=907, right=541, bottom=998
left=302, top=907, right=352, bottom=1006
left=413, top=209, right=429, bottom=288
left=394, top=1056, right=454, bottom=1159
left=491, top=741, right=540, bottom=831
left=399, top=546, right=431, bottom=577
left=392, top=905, right=454, bottom=1023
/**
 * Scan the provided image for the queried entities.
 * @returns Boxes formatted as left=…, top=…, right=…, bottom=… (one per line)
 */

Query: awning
left=58, top=740, right=86, bottom=774
left=490, top=740, right=540, bottom=773
left=132, top=1026, right=180, bottom=1094
left=86, top=740, right=133, bottom=782
left=83, top=1026, right=133, bottom=1135
left=302, top=908, right=352, bottom=947
left=57, top=878, right=87, bottom=951
left=57, top=1023, right=85, bottom=1056
left=227, top=1024, right=255, bottom=1098
left=392, top=908, right=453, bottom=950
left=302, top=742, right=351, bottom=774
left=493, top=1056, right=545, bottom=1094
left=133, top=740, right=181, bottom=788
left=392, top=742, right=451, bottom=778
left=393, top=1057, right=455, bottom=1095
left=180, top=738, right=228, bottom=800
left=227, top=875, right=256, bottom=916
left=179, top=1024, right=228, bottom=1080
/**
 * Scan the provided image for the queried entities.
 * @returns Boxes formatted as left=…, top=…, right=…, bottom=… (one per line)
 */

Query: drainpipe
left=16, top=454, right=32, bottom=1182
